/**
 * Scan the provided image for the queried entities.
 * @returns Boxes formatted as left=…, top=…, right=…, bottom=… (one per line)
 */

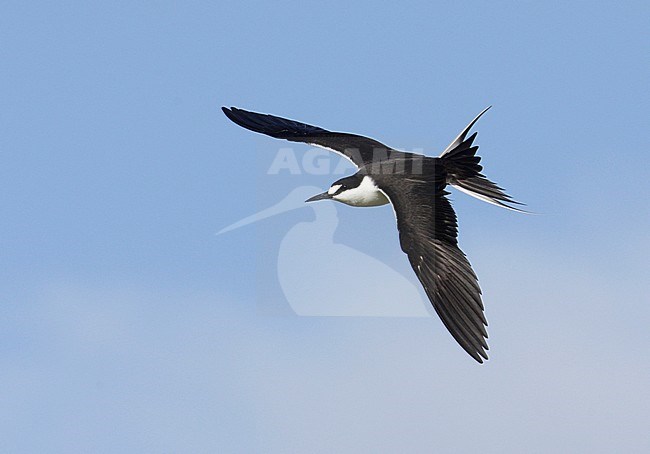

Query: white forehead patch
left=327, top=184, right=342, bottom=195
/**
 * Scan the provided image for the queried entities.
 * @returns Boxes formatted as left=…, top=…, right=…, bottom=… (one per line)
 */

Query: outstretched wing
left=222, top=107, right=409, bottom=168
left=376, top=171, right=489, bottom=363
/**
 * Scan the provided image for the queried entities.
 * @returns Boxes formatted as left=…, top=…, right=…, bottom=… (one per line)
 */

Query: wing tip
left=222, top=106, right=272, bottom=135
left=221, top=106, right=238, bottom=122
left=440, top=106, right=493, bottom=157
left=472, top=345, right=489, bottom=364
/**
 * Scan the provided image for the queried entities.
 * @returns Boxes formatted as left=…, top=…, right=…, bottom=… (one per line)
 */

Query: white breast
left=333, top=176, right=390, bottom=207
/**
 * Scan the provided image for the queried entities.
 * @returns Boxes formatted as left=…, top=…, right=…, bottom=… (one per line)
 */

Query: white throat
left=332, top=176, right=390, bottom=207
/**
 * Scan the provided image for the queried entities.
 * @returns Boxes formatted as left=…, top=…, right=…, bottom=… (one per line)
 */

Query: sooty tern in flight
left=222, top=106, right=524, bottom=363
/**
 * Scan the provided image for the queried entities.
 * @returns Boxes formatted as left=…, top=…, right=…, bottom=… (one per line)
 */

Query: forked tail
left=440, top=107, right=526, bottom=212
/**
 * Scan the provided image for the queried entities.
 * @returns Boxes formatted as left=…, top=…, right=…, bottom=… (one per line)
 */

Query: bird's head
left=305, top=174, right=389, bottom=207
left=304, top=175, right=363, bottom=203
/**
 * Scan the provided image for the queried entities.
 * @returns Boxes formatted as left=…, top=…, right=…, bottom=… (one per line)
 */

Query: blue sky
left=1, top=1, right=649, bottom=452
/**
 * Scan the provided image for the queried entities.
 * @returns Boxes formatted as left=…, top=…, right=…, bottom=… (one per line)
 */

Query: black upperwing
left=375, top=165, right=489, bottom=363
left=222, top=107, right=411, bottom=168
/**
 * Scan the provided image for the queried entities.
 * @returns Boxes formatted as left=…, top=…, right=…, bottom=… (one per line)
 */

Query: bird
left=218, top=186, right=429, bottom=317
left=222, top=106, right=524, bottom=363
